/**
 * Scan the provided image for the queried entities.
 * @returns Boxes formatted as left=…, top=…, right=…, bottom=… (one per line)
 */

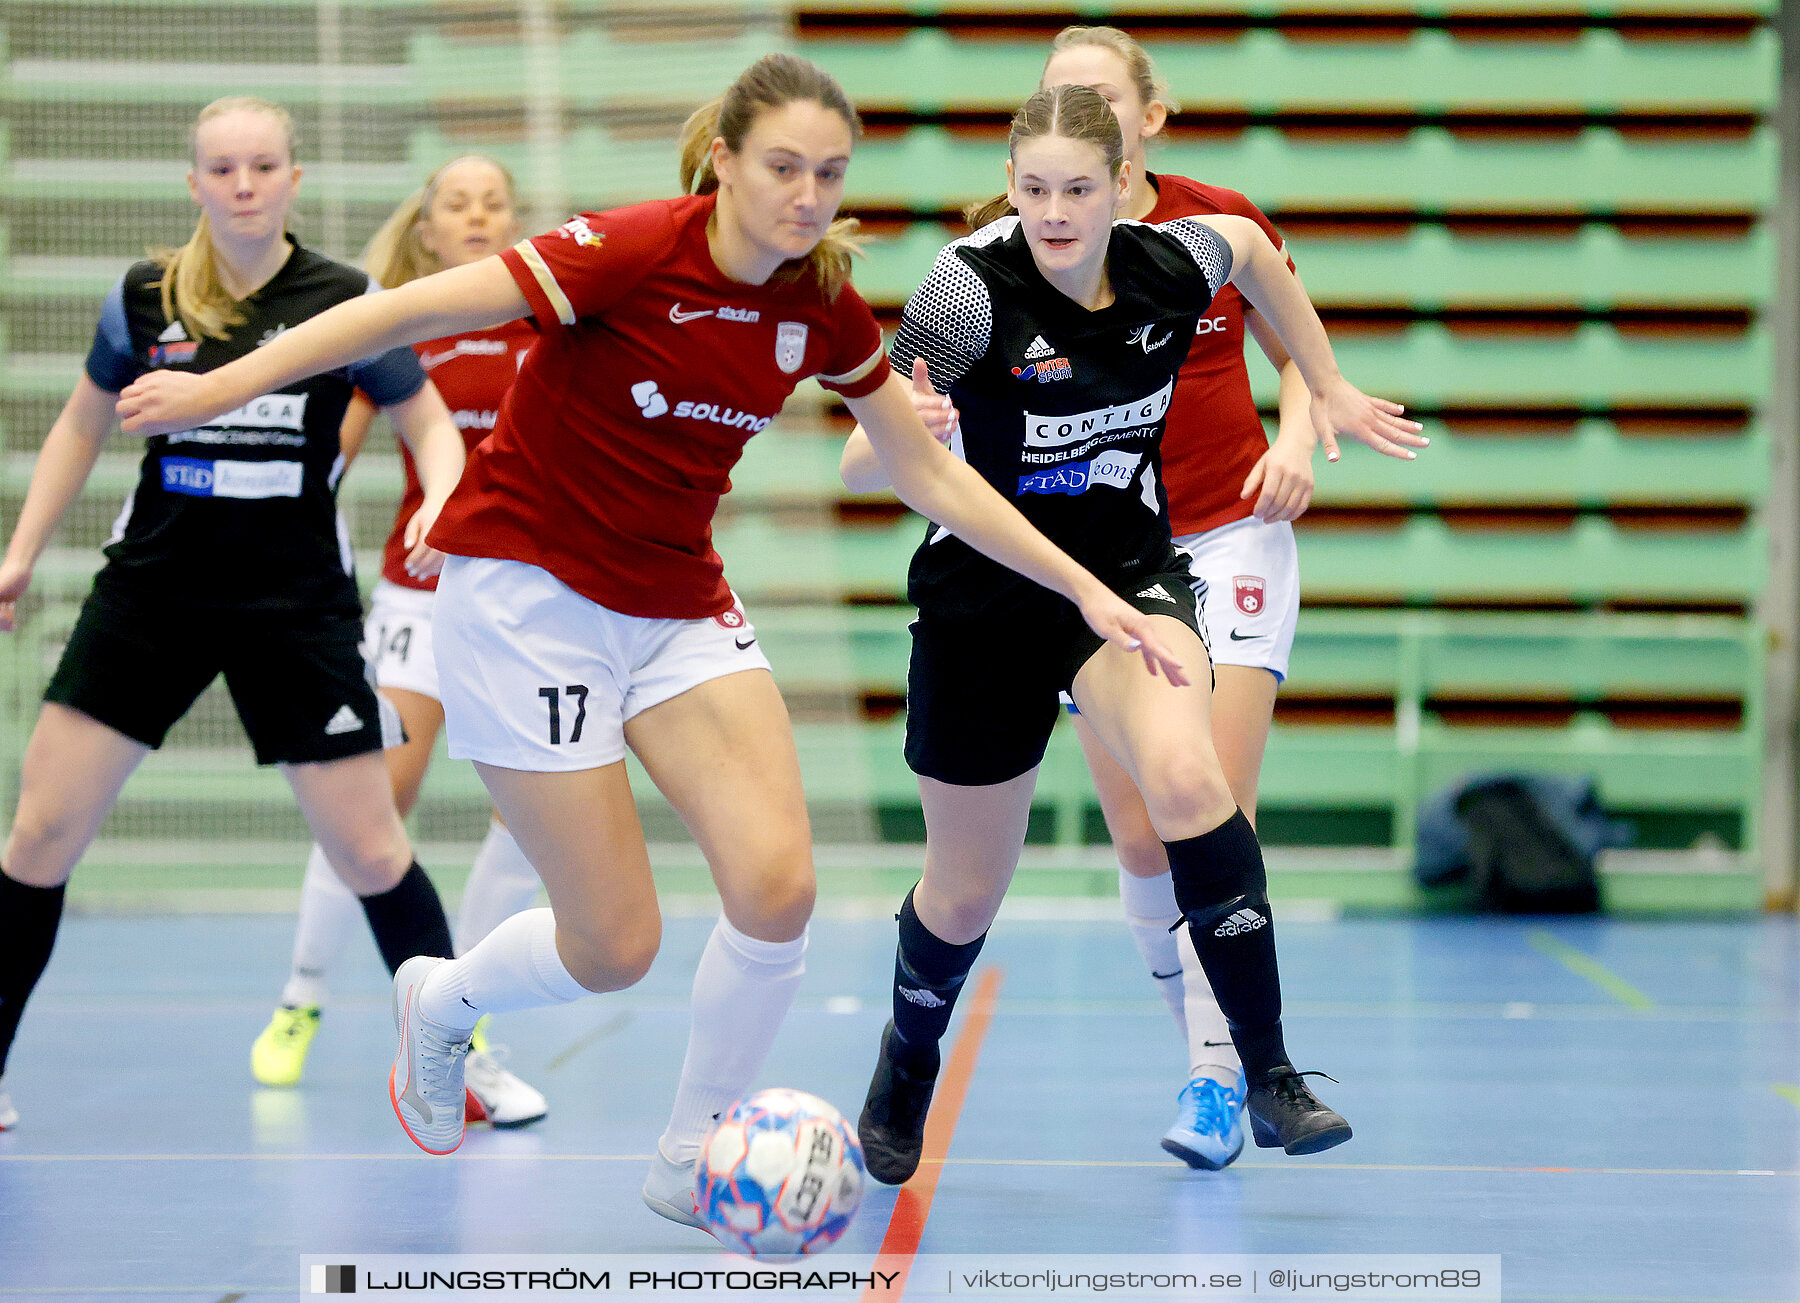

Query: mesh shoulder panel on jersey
left=1133, top=216, right=1235, bottom=298
left=888, top=219, right=1014, bottom=394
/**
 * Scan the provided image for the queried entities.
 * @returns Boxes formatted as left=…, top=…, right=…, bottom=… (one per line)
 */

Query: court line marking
left=1527, top=930, right=1655, bottom=1008
left=0, top=1153, right=1790, bottom=1177
left=1774, top=1083, right=1800, bottom=1111
left=862, top=966, right=1004, bottom=1303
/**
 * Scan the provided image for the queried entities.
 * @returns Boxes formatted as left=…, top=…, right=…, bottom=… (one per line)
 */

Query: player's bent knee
left=3, top=797, right=102, bottom=884
left=1114, top=831, right=1170, bottom=879
left=723, top=862, right=816, bottom=943
left=1140, top=757, right=1235, bottom=839
left=560, top=913, right=661, bottom=992
left=328, top=840, right=412, bottom=895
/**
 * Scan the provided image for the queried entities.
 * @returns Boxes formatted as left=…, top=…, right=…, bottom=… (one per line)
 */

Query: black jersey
left=891, top=216, right=1234, bottom=621
left=84, top=239, right=426, bottom=615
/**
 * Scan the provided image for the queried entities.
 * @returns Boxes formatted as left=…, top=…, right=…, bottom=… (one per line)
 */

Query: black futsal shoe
left=858, top=1021, right=939, bottom=1185
left=1246, top=1067, right=1353, bottom=1155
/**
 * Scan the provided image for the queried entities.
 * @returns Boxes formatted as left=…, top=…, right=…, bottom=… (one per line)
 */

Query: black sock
left=888, top=887, right=985, bottom=1078
left=358, top=861, right=454, bottom=976
left=0, top=867, right=67, bottom=1076
left=1164, top=809, right=1291, bottom=1081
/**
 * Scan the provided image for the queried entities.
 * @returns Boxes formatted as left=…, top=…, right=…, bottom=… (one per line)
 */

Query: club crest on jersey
left=558, top=216, right=604, bottom=248
left=1012, top=358, right=1072, bottom=383
left=775, top=322, right=808, bottom=374
left=712, top=601, right=747, bottom=630
left=1234, top=575, right=1265, bottom=616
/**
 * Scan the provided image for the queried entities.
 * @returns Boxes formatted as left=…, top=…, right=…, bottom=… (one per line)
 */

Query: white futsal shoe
left=0, top=1076, right=17, bottom=1130
left=389, top=956, right=472, bottom=1155
left=642, top=1142, right=707, bottom=1231
left=464, top=1031, right=548, bottom=1130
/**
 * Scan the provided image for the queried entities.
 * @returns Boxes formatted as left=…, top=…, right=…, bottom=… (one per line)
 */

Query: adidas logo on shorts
left=897, top=985, right=946, bottom=1009
left=323, top=705, right=364, bottom=736
left=1214, top=908, right=1267, bottom=938
left=1024, top=335, right=1055, bottom=360
left=1136, top=583, right=1176, bottom=604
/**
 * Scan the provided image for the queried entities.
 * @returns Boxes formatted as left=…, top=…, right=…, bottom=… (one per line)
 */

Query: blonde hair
left=676, top=53, right=867, bottom=300
left=363, top=154, right=519, bottom=288
left=1045, top=25, right=1179, bottom=115
left=152, top=96, right=297, bottom=341
left=965, top=84, right=1125, bottom=231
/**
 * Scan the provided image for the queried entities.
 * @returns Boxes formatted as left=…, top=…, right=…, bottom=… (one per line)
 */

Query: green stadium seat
left=844, top=126, right=1779, bottom=213
left=852, top=223, right=1777, bottom=310
left=812, top=28, right=1777, bottom=114
left=794, top=0, right=1774, bottom=19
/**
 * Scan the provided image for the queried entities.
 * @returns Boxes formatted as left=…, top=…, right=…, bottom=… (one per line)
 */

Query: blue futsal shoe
left=1160, top=1071, right=1247, bottom=1170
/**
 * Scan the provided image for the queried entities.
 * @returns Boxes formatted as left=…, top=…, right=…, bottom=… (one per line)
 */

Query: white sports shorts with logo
left=433, top=555, right=774, bottom=772
left=1175, top=514, right=1300, bottom=681
left=362, top=579, right=441, bottom=700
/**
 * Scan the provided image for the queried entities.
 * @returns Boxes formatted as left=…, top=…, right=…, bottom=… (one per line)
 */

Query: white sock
left=455, top=820, right=541, bottom=955
left=1119, top=867, right=1188, bottom=1044
left=658, top=917, right=807, bottom=1164
left=420, top=907, right=589, bottom=1034
left=281, top=844, right=365, bottom=1008
left=1177, top=925, right=1242, bottom=1085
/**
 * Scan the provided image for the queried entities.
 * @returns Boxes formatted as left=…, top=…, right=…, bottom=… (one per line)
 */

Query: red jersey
left=429, top=194, right=890, bottom=618
left=1143, top=173, right=1297, bottom=536
left=382, top=320, right=535, bottom=591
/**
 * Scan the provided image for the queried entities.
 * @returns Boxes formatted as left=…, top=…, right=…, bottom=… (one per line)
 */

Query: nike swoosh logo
left=735, top=636, right=757, bottom=650
left=1228, top=629, right=1263, bottom=640
left=1151, top=969, right=1181, bottom=980
left=461, top=996, right=477, bottom=1009
left=669, top=303, right=714, bottom=324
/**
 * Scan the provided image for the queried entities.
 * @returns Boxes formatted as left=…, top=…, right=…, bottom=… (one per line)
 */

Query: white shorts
left=432, top=555, right=774, bottom=772
left=362, top=579, right=441, bottom=701
left=1175, top=515, right=1300, bottom=681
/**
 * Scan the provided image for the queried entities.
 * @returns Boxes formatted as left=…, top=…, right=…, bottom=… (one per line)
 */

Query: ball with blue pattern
left=696, top=1088, right=866, bottom=1256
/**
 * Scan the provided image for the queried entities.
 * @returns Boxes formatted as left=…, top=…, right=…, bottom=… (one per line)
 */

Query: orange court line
left=862, top=966, right=1005, bottom=1303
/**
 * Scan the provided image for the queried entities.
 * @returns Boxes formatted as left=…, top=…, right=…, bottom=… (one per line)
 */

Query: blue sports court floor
left=0, top=906, right=1795, bottom=1301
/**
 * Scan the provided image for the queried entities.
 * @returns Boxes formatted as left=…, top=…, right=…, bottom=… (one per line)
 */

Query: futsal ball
left=696, top=1088, right=866, bottom=1256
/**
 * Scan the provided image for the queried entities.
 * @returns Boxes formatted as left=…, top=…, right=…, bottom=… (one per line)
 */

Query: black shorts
left=904, top=569, right=1208, bottom=787
left=44, top=581, right=386, bottom=765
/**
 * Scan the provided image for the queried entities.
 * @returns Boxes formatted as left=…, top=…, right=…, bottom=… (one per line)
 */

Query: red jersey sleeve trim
left=501, top=240, right=577, bottom=328
left=817, top=345, right=890, bottom=398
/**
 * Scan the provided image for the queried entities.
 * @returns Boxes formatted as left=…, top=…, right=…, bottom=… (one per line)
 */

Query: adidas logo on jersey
left=1024, top=335, right=1055, bottom=360
left=323, top=705, right=364, bottom=736
left=897, top=985, right=946, bottom=1009
left=1136, top=583, right=1177, bottom=604
left=158, top=321, right=188, bottom=343
left=1213, top=908, right=1267, bottom=938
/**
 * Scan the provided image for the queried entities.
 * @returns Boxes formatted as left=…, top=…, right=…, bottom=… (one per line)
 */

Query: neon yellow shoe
left=470, top=1015, right=491, bottom=1056
left=251, top=1004, right=321, bottom=1087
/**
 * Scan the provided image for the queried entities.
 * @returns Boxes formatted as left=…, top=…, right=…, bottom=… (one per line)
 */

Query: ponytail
left=678, top=96, right=727, bottom=197
left=362, top=187, right=434, bottom=288
left=153, top=211, right=249, bottom=341
left=965, top=194, right=1017, bottom=231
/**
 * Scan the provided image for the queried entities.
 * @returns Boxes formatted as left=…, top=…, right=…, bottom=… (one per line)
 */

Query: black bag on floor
left=1454, top=777, right=1603, bottom=914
